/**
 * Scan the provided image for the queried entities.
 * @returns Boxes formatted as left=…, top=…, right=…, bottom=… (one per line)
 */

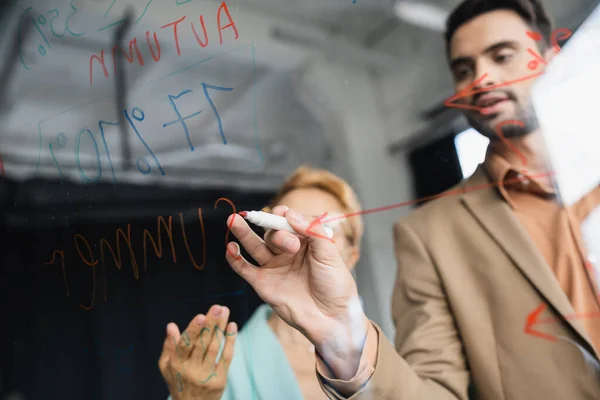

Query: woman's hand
left=225, top=207, right=369, bottom=380
left=158, top=305, right=237, bottom=400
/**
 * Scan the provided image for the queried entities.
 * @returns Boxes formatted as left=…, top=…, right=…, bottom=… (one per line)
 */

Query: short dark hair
left=444, top=0, right=554, bottom=55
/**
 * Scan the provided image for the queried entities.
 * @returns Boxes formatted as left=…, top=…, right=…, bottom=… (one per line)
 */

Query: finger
left=216, top=322, right=238, bottom=373
left=168, top=321, right=182, bottom=341
left=263, top=229, right=300, bottom=254
left=265, top=206, right=301, bottom=255
left=176, top=314, right=207, bottom=360
left=269, top=205, right=290, bottom=216
left=226, top=242, right=261, bottom=288
left=199, top=305, right=226, bottom=358
left=285, top=208, right=325, bottom=240
left=200, top=304, right=229, bottom=363
left=202, top=305, right=231, bottom=363
left=158, top=322, right=180, bottom=374
left=286, top=209, right=342, bottom=263
left=189, top=310, right=216, bottom=363
left=227, top=213, right=274, bottom=265
left=263, top=205, right=301, bottom=254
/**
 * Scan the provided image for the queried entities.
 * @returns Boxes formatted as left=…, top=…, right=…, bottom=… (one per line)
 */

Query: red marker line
left=536, top=311, right=600, bottom=325
left=526, top=30, right=543, bottom=41
left=524, top=302, right=600, bottom=342
left=444, top=27, right=570, bottom=109
left=320, top=171, right=555, bottom=226
left=307, top=212, right=334, bottom=242
left=0, top=152, right=5, bottom=177
left=444, top=73, right=489, bottom=110
left=444, top=72, right=544, bottom=112
left=524, top=303, right=556, bottom=341
left=526, top=48, right=547, bottom=68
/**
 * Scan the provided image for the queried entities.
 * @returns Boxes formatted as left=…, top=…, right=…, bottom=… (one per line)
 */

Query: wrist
left=313, top=300, right=369, bottom=380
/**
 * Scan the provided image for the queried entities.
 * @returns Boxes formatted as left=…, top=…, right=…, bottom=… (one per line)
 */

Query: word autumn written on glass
left=44, top=197, right=242, bottom=311
left=17, top=0, right=239, bottom=79
left=89, top=1, right=239, bottom=85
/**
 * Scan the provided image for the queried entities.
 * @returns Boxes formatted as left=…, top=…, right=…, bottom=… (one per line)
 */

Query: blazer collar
left=460, top=165, right=595, bottom=354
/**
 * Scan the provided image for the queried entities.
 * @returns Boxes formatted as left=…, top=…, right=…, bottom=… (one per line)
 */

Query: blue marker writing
left=76, top=128, right=102, bottom=183
left=98, top=120, right=120, bottom=184
left=124, top=107, right=165, bottom=176
left=202, top=82, right=233, bottom=144
left=49, top=132, right=68, bottom=181
left=163, top=89, right=202, bottom=152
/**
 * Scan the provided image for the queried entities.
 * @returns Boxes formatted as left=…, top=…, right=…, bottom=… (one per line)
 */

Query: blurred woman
left=159, top=165, right=364, bottom=400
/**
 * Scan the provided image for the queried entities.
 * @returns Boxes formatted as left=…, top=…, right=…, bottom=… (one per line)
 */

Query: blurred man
left=225, top=1, right=600, bottom=399
left=368, top=0, right=600, bottom=398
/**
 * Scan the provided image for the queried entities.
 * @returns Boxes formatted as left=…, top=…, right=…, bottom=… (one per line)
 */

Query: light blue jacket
left=168, top=304, right=304, bottom=400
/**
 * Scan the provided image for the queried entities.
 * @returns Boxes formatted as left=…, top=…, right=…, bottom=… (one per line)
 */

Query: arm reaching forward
left=225, top=208, right=470, bottom=399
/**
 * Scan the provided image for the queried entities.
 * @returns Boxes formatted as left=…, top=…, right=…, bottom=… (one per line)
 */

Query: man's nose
left=472, top=61, right=498, bottom=93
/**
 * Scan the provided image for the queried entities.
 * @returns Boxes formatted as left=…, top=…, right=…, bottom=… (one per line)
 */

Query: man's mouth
left=475, top=95, right=510, bottom=115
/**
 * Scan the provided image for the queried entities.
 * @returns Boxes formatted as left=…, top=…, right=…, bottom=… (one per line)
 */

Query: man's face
left=448, top=10, right=552, bottom=139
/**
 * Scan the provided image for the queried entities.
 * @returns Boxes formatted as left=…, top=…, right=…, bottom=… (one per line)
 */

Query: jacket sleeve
left=317, top=220, right=470, bottom=399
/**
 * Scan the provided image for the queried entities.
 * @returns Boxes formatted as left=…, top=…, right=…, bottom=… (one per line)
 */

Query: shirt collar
left=483, top=149, right=556, bottom=208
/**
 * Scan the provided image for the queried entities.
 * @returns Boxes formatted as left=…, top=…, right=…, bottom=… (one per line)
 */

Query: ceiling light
left=394, top=1, right=450, bottom=32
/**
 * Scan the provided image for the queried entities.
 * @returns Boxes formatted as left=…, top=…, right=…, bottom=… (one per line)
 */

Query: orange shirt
left=485, top=152, right=600, bottom=353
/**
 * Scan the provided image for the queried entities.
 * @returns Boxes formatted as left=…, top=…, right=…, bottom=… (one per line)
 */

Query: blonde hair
left=264, top=165, right=364, bottom=249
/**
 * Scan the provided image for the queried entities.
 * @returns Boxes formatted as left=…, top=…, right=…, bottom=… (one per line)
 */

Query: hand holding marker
left=238, top=211, right=334, bottom=239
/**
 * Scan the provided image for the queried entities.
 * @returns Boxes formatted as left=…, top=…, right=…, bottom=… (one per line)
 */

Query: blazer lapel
left=460, top=165, right=594, bottom=351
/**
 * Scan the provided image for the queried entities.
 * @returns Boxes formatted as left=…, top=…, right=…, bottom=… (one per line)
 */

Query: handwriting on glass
left=47, top=82, right=233, bottom=185
left=18, top=1, right=84, bottom=70
left=89, top=2, right=239, bottom=85
left=18, top=1, right=238, bottom=75
left=44, top=197, right=241, bottom=310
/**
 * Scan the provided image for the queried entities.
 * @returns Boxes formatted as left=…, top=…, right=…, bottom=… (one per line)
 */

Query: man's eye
left=454, top=67, right=471, bottom=80
left=495, top=53, right=512, bottom=63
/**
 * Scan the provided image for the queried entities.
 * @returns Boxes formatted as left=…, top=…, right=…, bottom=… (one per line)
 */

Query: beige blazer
left=332, top=166, right=600, bottom=399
